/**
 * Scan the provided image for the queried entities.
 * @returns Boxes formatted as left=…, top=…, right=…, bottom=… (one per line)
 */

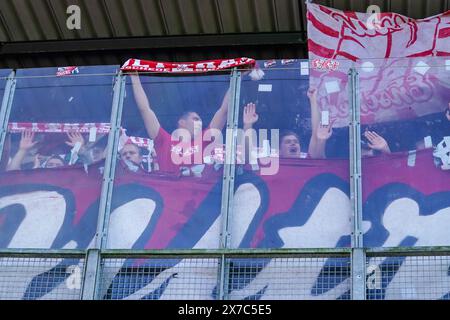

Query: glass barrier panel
left=106, top=71, right=232, bottom=250
left=359, top=57, right=450, bottom=248
left=225, top=59, right=353, bottom=300
left=99, top=70, right=232, bottom=300
left=0, top=66, right=119, bottom=252
left=231, top=59, right=352, bottom=250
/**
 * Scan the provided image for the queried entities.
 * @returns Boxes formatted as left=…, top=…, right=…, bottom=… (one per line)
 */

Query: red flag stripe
left=307, top=39, right=335, bottom=59
left=438, top=27, right=450, bottom=38
left=385, top=32, right=393, bottom=58
left=336, top=50, right=359, bottom=62
left=342, top=35, right=365, bottom=48
left=318, top=5, right=333, bottom=15
left=307, top=11, right=339, bottom=38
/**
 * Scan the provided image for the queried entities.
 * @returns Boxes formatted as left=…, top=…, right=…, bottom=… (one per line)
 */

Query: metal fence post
left=217, top=68, right=241, bottom=300
left=348, top=67, right=366, bottom=300
left=0, top=71, right=17, bottom=160
left=94, top=71, right=126, bottom=250
left=80, top=71, right=126, bottom=300
left=80, top=249, right=101, bottom=300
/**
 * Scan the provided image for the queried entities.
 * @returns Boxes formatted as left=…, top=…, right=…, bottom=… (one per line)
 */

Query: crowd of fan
left=4, top=73, right=449, bottom=176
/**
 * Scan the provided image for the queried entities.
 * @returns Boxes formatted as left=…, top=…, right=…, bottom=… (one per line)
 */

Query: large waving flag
left=307, top=3, right=450, bottom=127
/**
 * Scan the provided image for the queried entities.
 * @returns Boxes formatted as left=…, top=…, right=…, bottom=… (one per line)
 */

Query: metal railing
left=2, top=247, right=449, bottom=300
left=0, top=249, right=85, bottom=300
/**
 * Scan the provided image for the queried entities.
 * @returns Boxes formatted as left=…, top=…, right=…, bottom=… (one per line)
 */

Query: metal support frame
left=79, top=71, right=126, bottom=299
left=3, top=246, right=450, bottom=260
left=2, top=63, right=450, bottom=301
left=348, top=68, right=366, bottom=300
left=0, top=71, right=16, bottom=159
left=0, top=248, right=85, bottom=258
left=80, top=249, right=101, bottom=300
left=100, top=247, right=351, bottom=258
left=94, top=72, right=126, bottom=249
left=217, top=68, right=242, bottom=300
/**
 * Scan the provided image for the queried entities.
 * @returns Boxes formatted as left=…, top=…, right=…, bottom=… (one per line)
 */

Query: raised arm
left=308, top=88, right=320, bottom=135
left=364, top=131, right=391, bottom=154
left=308, top=88, right=332, bottom=159
left=130, top=74, right=161, bottom=139
left=7, top=131, right=37, bottom=171
left=209, top=87, right=230, bottom=130
left=243, top=102, right=259, bottom=131
left=238, top=102, right=259, bottom=164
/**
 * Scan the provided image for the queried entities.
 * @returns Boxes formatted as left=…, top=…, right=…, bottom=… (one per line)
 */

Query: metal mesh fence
left=2, top=251, right=450, bottom=300
left=99, top=255, right=351, bottom=300
left=226, top=257, right=351, bottom=300
left=366, top=255, right=450, bottom=300
left=99, top=258, right=220, bottom=300
left=0, top=257, right=84, bottom=300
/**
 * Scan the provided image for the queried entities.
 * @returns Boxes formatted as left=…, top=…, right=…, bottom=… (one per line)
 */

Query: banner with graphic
left=1, top=149, right=450, bottom=299
left=121, top=57, right=256, bottom=74
left=307, top=3, right=450, bottom=127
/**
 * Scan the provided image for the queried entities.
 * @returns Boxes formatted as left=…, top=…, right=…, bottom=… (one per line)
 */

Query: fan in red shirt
left=130, top=74, right=229, bottom=176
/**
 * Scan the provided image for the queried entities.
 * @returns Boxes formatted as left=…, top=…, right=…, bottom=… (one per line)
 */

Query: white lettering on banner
left=95, top=199, right=157, bottom=299
left=196, top=62, right=216, bottom=71
left=218, top=59, right=237, bottom=69
left=173, top=64, right=193, bottom=72
left=0, top=192, right=66, bottom=248
left=0, top=191, right=77, bottom=299
left=110, top=186, right=353, bottom=300
left=132, top=59, right=142, bottom=67
left=381, top=198, right=450, bottom=247
left=0, top=191, right=83, bottom=300
left=382, top=256, right=450, bottom=299
left=120, top=200, right=222, bottom=300
left=3, top=181, right=450, bottom=299
left=107, top=199, right=156, bottom=249
left=121, top=57, right=254, bottom=73
left=0, top=256, right=63, bottom=300
left=230, top=183, right=262, bottom=248
left=47, top=123, right=59, bottom=132
left=366, top=198, right=450, bottom=299
left=36, top=260, right=85, bottom=300
left=277, top=188, right=352, bottom=248
left=119, top=258, right=219, bottom=300
left=154, top=206, right=222, bottom=300
left=155, top=63, right=165, bottom=70
left=229, top=188, right=353, bottom=299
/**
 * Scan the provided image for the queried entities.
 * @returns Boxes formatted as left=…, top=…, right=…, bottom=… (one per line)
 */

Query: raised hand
left=6, top=130, right=38, bottom=171
left=364, top=130, right=391, bottom=154
left=243, top=103, right=259, bottom=128
left=19, top=130, right=38, bottom=150
left=33, top=153, right=45, bottom=169
left=307, top=87, right=317, bottom=102
left=65, top=132, right=85, bottom=148
left=316, top=119, right=335, bottom=141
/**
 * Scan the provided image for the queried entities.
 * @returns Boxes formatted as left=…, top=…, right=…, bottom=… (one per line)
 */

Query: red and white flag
left=8, top=122, right=111, bottom=134
left=307, top=3, right=450, bottom=126
left=121, top=57, right=256, bottom=74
